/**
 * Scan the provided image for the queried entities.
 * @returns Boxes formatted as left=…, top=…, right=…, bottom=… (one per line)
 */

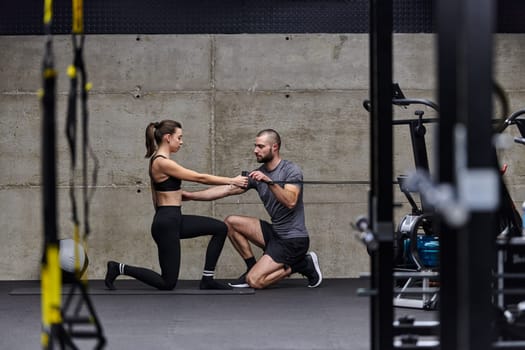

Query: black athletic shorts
left=260, top=220, right=309, bottom=266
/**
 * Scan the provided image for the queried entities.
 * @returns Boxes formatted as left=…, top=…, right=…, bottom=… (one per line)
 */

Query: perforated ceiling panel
left=0, top=0, right=523, bottom=35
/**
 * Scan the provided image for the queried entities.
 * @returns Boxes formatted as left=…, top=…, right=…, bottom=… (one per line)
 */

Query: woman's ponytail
left=145, top=122, right=157, bottom=158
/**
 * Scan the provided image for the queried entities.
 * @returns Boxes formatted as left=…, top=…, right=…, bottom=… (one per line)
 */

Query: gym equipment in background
left=494, top=108, right=525, bottom=341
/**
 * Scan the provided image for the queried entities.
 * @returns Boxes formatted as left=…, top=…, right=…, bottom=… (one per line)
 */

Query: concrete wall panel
left=0, top=35, right=211, bottom=93
left=494, top=35, right=525, bottom=91
left=0, top=92, right=213, bottom=186
left=393, top=35, right=436, bottom=90
left=1, top=34, right=525, bottom=280
left=214, top=91, right=370, bottom=182
left=215, top=34, right=369, bottom=91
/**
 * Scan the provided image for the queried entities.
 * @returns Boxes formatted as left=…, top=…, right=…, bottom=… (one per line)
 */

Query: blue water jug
left=403, top=235, right=440, bottom=268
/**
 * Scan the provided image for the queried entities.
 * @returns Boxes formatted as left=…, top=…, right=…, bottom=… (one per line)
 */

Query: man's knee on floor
left=246, top=273, right=264, bottom=289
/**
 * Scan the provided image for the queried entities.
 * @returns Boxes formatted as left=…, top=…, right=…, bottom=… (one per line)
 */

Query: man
left=183, top=129, right=322, bottom=289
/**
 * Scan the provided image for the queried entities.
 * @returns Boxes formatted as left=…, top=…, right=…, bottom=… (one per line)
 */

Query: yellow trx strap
left=72, top=0, right=83, bottom=34
left=43, top=0, right=52, bottom=25
left=41, top=245, right=61, bottom=348
left=40, top=1, right=63, bottom=348
left=40, top=1, right=105, bottom=347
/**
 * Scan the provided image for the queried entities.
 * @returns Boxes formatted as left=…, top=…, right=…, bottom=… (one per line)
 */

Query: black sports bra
left=149, top=155, right=182, bottom=191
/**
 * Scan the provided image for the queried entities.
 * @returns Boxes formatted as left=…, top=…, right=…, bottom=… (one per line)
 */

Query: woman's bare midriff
left=155, top=189, right=182, bottom=206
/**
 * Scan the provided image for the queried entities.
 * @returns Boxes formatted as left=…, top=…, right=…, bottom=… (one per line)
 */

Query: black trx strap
left=40, top=1, right=73, bottom=349
left=60, top=0, right=105, bottom=348
left=64, top=1, right=88, bottom=276
left=65, top=33, right=80, bottom=257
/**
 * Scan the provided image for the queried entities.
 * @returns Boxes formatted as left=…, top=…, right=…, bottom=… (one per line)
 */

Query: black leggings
left=124, top=206, right=227, bottom=290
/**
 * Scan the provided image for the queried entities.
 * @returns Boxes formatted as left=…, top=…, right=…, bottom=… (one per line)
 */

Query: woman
left=104, top=120, right=247, bottom=290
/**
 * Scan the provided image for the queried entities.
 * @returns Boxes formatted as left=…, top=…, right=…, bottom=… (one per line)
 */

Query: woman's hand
left=231, top=175, right=249, bottom=188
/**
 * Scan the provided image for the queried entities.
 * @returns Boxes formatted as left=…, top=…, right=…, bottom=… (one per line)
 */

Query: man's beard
left=257, top=150, right=274, bottom=163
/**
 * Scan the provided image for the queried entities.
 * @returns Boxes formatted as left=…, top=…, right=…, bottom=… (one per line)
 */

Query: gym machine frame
left=391, top=95, right=440, bottom=312
left=367, top=2, right=441, bottom=349
left=365, top=0, right=501, bottom=349
left=363, top=86, right=441, bottom=312
left=494, top=109, right=525, bottom=346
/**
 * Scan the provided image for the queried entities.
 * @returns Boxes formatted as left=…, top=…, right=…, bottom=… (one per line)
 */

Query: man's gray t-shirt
left=247, top=160, right=308, bottom=239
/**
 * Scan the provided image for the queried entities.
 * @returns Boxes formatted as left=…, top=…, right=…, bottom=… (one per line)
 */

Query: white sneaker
left=305, top=251, right=322, bottom=288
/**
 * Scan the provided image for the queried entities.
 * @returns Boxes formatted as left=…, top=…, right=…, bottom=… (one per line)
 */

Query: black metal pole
left=369, top=1, right=393, bottom=349
left=436, top=0, right=461, bottom=348
left=457, top=0, right=497, bottom=349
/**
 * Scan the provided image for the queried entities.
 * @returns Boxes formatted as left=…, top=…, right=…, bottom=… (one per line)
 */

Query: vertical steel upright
left=437, top=1, right=497, bottom=349
left=436, top=0, right=460, bottom=349
left=457, top=1, right=497, bottom=349
left=369, top=1, right=393, bottom=350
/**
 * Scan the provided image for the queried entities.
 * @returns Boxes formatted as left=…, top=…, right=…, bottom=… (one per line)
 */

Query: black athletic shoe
left=228, top=272, right=250, bottom=288
left=199, top=277, right=233, bottom=290
left=304, top=252, right=322, bottom=288
left=104, top=261, right=119, bottom=290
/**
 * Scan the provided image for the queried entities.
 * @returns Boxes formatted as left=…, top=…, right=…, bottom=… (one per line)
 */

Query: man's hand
left=246, top=171, right=300, bottom=209
left=248, top=170, right=273, bottom=184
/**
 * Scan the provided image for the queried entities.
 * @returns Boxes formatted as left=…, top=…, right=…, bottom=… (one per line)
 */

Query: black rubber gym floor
left=0, top=278, right=436, bottom=350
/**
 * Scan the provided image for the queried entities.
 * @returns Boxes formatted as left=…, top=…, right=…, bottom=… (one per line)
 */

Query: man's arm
left=182, top=184, right=247, bottom=201
left=268, top=183, right=300, bottom=209
left=248, top=170, right=300, bottom=209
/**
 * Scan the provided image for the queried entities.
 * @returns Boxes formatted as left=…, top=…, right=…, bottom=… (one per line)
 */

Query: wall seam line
left=210, top=34, right=217, bottom=217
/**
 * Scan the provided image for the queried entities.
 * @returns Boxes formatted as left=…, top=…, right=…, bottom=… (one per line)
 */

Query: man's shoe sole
left=228, top=282, right=250, bottom=288
left=307, top=252, right=322, bottom=288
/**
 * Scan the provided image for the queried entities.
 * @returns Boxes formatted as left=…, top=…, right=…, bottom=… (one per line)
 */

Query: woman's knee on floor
left=158, top=277, right=178, bottom=291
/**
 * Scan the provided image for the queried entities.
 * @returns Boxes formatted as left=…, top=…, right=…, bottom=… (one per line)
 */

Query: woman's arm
left=156, top=158, right=247, bottom=187
left=182, top=184, right=246, bottom=201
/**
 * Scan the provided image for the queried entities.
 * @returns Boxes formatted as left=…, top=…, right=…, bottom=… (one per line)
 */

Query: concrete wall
left=1, top=34, right=524, bottom=280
